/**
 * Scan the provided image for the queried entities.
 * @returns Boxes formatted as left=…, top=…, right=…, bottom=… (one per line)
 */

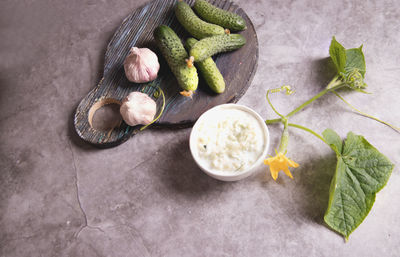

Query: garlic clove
left=124, top=47, right=160, bottom=83
left=120, top=92, right=157, bottom=126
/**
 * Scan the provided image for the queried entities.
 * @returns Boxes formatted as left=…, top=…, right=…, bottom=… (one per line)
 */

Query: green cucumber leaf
left=329, top=37, right=346, bottom=73
left=344, top=46, right=366, bottom=77
left=323, top=130, right=394, bottom=239
left=329, top=37, right=368, bottom=90
left=343, top=46, right=368, bottom=90
left=322, top=129, right=342, bottom=154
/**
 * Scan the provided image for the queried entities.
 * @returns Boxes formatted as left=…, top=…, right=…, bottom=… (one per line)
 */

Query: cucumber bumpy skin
left=154, top=25, right=198, bottom=97
left=175, top=1, right=225, bottom=39
left=193, top=0, right=247, bottom=31
left=185, top=38, right=225, bottom=94
left=189, top=33, right=246, bottom=63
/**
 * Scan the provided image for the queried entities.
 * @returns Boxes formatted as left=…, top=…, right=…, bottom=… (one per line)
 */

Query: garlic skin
left=124, top=47, right=160, bottom=83
left=120, top=92, right=157, bottom=126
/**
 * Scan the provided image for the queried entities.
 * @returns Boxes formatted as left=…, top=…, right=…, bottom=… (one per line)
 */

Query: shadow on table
left=153, top=136, right=231, bottom=199
left=295, top=152, right=337, bottom=224
left=293, top=57, right=342, bottom=223
left=256, top=150, right=336, bottom=225
left=67, top=26, right=112, bottom=151
left=310, top=56, right=337, bottom=87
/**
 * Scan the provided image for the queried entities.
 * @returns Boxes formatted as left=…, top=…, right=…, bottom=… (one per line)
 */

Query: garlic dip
left=194, top=106, right=267, bottom=172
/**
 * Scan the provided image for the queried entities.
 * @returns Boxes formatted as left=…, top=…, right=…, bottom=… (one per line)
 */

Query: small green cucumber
left=153, top=25, right=198, bottom=96
left=185, top=38, right=225, bottom=93
left=193, top=0, right=247, bottom=31
left=189, top=33, right=246, bottom=62
left=175, top=1, right=225, bottom=39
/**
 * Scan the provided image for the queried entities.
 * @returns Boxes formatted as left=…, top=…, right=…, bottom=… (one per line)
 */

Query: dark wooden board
left=74, top=0, right=259, bottom=147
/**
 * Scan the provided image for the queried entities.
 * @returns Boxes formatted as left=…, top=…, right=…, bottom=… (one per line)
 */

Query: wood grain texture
left=74, top=0, right=259, bottom=147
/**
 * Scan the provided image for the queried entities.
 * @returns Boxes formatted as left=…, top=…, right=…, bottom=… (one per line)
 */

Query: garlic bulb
left=120, top=92, right=157, bottom=126
left=124, top=47, right=160, bottom=83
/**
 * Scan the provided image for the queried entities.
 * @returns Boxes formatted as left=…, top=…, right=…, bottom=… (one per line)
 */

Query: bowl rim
left=189, top=103, right=270, bottom=179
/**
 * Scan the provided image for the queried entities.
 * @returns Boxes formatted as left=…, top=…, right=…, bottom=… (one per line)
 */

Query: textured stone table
left=1, top=0, right=399, bottom=256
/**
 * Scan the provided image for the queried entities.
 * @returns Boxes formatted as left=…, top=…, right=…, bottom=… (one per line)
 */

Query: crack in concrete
left=66, top=134, right=181, bottom=241
left=67, top=140, right=104, bottom=239
left=125, top=151, right=159, bottom=174
left=0, top=233, right=39, bottom=244
left=122, top=223, right=151, bottom=257
left=75, top=225, right=105, bottom=238
left=105, top=221, right=151, bottom=257
left=123, top=135, right=179, bottom=174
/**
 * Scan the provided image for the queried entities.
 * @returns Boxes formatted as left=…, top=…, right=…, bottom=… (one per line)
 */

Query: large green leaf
left=322, top=129, right=342, bottom=154
left=329, top=37, right=366, bottom=77
left=329, top=37, right=346, bottom=73
left=323, top=129, right=394, bottom=239
left=329, top=37, right=367, bottom=91
left=344, top=47, right=366, bottom=77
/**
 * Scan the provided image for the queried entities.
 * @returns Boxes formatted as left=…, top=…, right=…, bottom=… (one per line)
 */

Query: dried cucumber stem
left=180, top=90, right=193, bottom=98
left=185, top=56, right=195, bottom=68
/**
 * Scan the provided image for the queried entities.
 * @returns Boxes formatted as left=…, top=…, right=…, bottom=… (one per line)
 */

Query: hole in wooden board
left=88, top=98, right=122, bottom=131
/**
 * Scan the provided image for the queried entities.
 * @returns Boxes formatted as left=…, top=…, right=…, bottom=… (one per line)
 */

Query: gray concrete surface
left=1, top=0, right=400, bottom=256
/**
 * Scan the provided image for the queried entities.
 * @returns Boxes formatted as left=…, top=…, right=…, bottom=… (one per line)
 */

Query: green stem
left=325, top=75, right=343, bottom=90
left=286, top=88, right=330, bottom=117
left=332, top=91, right=400, bottom=133
left=288, top=123, right=328, bottom=146
left=266, top=75, right=344, bottom=125
left=266, top=88, right=285, bottom=118
left=278, top=118, right=289, bottom=153
left=266, top=118, right=282, bottom=125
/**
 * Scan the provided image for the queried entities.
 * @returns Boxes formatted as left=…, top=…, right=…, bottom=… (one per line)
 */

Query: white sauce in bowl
left=193, top=107, right=266, bottom=172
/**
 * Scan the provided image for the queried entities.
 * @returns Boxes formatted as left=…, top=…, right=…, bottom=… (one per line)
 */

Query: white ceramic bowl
left=189, top=104, right=270, bottom=181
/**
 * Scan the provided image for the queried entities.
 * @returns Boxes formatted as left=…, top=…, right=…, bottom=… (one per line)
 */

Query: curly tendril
left=266, top=85, right=295, bottom=118
left=268, top=85, right=295, bottom=95
left=140, top=86, right=166, bottom=131
left=153, top=88, right=161, bottom=98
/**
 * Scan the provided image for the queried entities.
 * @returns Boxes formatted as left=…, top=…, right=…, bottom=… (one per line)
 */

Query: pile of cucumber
left=153, top=0, right=247, bottom=97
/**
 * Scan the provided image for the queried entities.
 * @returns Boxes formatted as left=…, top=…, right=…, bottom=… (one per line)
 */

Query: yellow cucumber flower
left=264, top=152, right=299, bottom=180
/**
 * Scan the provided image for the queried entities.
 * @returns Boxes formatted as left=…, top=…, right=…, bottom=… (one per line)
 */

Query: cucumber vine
left=263, top=37, right=397, bottom=240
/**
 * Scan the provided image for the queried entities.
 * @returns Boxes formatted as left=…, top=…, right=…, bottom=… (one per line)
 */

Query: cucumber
left=185, top=38, right=225, bottom=93
left=175, top=1, right=225, bottom=39
left=189, top=34, right=246, bottom=62
left=193, top=0, right=247, bottom=31
left=153, top=25, right=198, bottom=97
